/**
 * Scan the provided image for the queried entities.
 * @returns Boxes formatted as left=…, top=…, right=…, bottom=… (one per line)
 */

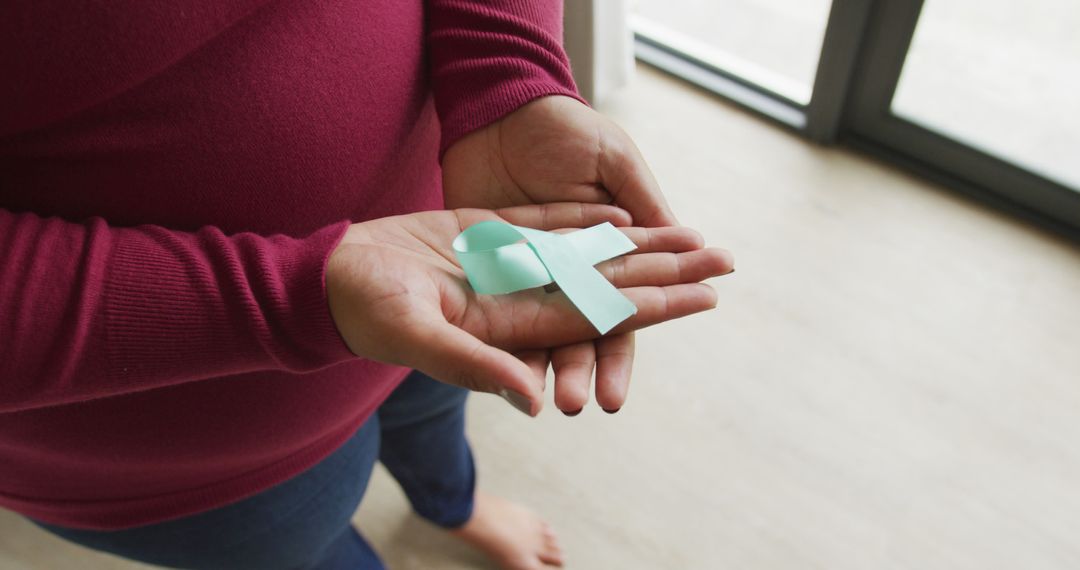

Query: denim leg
left=310, top=523, right=383, bottom=570
left=377, top=370, right=476, bottom=528
left=31, top=418, right=386, bottom=570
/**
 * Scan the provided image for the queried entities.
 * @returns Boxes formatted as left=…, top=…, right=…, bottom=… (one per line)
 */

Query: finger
left=551, top=226, right=705, bottom=253
left=613, top=284, right=718, bottom=334
left=408, top=318, right=542, bottom=416
left=487, top=283, right=718, bottom=351
left=493, top=202, right=632, bottom=230
left=594, top=332, right=634, bottom=413
left=551, top=341, right=596, bottom=415
left=558, top=183, right=615, bottom=205
left=619, top=226, right=704, bottom=253
left=596, top=248, right=735, bottom=289
left=515, top=348, right=551, bottom=391
left=597, top=128, right=679, bottom=227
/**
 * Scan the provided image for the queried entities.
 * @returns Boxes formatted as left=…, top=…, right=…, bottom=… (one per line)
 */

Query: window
left=632, top=0, right=1080, bottom=237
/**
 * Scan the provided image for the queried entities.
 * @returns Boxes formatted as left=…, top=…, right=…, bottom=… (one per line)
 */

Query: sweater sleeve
left=0, top=208, right=356, bottom=413
left=425, top=0, right=587, bottom=155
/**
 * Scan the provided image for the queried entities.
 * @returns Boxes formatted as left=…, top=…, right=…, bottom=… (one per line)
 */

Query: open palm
left=326, top=203, right=731, bottom=416
left=442, top=96, right=695, bottom=415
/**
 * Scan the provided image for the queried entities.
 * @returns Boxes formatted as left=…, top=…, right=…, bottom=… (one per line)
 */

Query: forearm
left=425, top=0, right=586, bottom=154
left=0, top=208, right=354, bottom=413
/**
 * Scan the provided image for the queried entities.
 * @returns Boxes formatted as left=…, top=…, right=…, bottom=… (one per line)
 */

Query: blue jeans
left=30, top=370, right=475, bottom=570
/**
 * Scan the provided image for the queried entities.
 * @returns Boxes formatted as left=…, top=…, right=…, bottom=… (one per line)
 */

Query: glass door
left=844, top=0, right=1080, bottom=234
left=631, top=0, right=834, bottom=128
left=892, top=0, right=1080, bottom=189
left=630, top=0, right=1080, bottom=236
left=633, top=0, right=832, bottom=104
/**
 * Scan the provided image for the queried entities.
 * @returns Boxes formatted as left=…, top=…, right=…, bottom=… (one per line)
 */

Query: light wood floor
left=3, top=64, right=1079, bottom=570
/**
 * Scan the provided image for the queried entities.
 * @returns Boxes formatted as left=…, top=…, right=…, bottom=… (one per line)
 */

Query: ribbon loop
left=453, top=221, right=638, bottom=334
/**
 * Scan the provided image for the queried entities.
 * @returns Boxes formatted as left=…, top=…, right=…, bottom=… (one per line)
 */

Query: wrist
left=326, top=237, right=363, bottom=358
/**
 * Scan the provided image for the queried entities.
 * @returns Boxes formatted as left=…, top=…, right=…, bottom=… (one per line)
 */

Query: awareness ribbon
left=453, top=221, right=638, bottom=334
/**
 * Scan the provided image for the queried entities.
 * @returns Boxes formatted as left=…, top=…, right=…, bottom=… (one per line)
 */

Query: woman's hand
left=326, top=203, right=732, bottom=416
left=442, top=96, right=677, bottom=227
left=441, top=96, right=696, bottom=415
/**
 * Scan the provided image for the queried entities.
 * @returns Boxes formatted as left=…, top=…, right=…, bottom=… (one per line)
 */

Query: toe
left=541, top=525, right=561, bottom=549
left=514, top=557, right=545, bottom=570
left=539, top=534, right=564, bottom=567
left=543, top=532, right=560, bottom=548
left=539, top=548, right=565, bottom=567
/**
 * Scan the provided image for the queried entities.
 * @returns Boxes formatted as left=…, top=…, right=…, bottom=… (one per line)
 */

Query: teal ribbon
left=453, top=221, right=638, bottom=334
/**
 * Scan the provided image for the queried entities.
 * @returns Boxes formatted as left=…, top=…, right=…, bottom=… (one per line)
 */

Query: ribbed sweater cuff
left=104, top=221, right=355, bottom=386
left=438, top=81, right=587, bottom=157
left=428, top=0, right=587, bottom=156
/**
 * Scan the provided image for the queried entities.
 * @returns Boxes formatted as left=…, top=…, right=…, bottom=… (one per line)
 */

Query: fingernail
left=725, top=268, right=736, bottom=275
left=602, top=407, right=621, bottom=414
left=563, top=408, right=583, bottom=417
left=498, top=388, right=533, bottom=416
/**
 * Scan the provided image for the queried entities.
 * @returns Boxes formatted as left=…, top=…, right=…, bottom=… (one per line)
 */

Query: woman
left=0, top=1, right=733, bottom=568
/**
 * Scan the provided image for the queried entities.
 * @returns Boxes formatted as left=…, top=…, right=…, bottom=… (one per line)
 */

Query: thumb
left=598, top=127, right=680, bottom=227
left=407, top=319, right=543, bottom=416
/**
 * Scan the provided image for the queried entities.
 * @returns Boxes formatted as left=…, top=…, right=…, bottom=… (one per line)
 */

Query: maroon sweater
left=0, top=0, right=579, bottom=529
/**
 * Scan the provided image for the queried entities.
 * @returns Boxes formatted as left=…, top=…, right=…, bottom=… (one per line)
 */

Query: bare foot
left=449, top=491, right=564, bottom=569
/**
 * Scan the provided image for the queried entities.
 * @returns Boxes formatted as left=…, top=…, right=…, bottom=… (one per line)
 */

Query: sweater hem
left=0, top=366, right=409, bottom=530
